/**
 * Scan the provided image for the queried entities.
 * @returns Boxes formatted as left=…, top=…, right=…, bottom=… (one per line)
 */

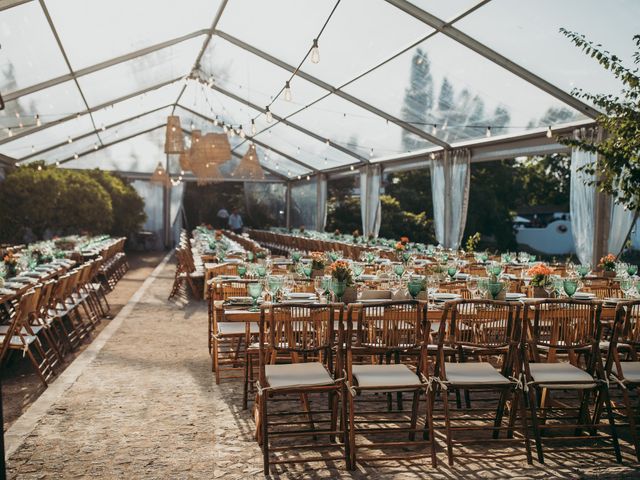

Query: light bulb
left=546, top=126, right=552, bottom=138
left=350, top=165, right=354, bottom=171
left=35, top=115, right=41, bottom=127
left=171, top=126, right=176, bottom=132
left=214, top=115, right=219, bottom=126
left=67, top=136, right=73, bottom=144
left=284, top=81, right=292, bottom=101
left=432, top=124, right=437, bottom=135
left=101, top=124, right=106, bottom=131
left=369, top=148, right=374, bottom=158
left=229, top=127, right=236, bottom=138
left=94, top=143, right=98, bottom=150
left=265, top=106, right=273, bottom=123
left=239, top=126, right=245, bottom=139
left=31, top=145, right=35, bottom=153
left=55, top=161, right=60, bottom=167
left=485, top=126, right=491, bottom=138
left=325, top=138, right=330, bottom=146
left=37, top=165, right=42, bottom=171
left=306, top=175, right=311, bottom=181
left=297, top=175, right=301, bottom=180
left=74, top=154, right=79, bottom=159
left=191, top=122, right=195, bottom=130
left=18, top=122, right=23, bottom=128
left=222, top=124, right=229, bottom=133
left=8, top=128, right=13, bottom=137
left=430, top=152, right=436, bottom=160
left=311, top=38, right=320, bottom=64
left=15, top=112, right=20, bottom=119
left=251, top=119, right=257, bottom=135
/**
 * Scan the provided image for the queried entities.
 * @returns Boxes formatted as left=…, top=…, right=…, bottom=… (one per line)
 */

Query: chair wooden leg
left=425, top=387, right=438, bottom=467
left=600, top=385, right=622, bottom=463
left=342, top=384, right=353, bottom=470
left=409, top=390, right=420, bottom=441
left=620, top=387, right=640, bottom=461
left=261, top=393, right=270, bottom=475
left=492, top=388, right=509, bottom=439
left=347, top=390, right=357, bottom=469
left=442, top=387, right=454, bottom=466
left=527, top=387, right=545, bottom=463
left=517, top=389, right=534, bottom=465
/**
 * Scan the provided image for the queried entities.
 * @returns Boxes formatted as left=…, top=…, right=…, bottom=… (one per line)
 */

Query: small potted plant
left=329, top=259, right=356, bottom=303
left=527, top=263, right=554, bottom=297
left=310, top=252, right=326, bottom=278
left=599, top=253, right=616, bottom=278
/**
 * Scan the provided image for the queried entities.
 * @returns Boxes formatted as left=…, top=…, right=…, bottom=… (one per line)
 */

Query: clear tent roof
left=0, top=0, right=636, bottom=177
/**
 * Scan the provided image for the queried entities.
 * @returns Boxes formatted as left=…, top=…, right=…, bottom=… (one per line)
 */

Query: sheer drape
left=170, top=182, right=185, bottom=246
left=608, top=200, right=636, bottom=255
left=360, top=165, right=381, bottom=237
left=316, top=174, right=328, bottom=232
left=430, top=149, right=470, bottom=249
left=570, top=147, right=596, bottom=264
left=131, top=180, right=164, bottom=249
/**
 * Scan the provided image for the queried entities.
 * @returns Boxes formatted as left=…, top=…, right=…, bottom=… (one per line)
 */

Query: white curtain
left=360, top=165, right=382, bottom=237
left=316, top=174, right=328, bottom=232
left=570, top=147, right=596, bottom=264
left=430, top=149, right=470, bottom=249
left=608, top=200, right=636, bottom=255
left=170, top=182, right=185, bottom=246
left=132, top=180, right=164, bottom=249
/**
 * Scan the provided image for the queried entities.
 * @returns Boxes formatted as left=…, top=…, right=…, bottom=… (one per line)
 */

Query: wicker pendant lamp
left=179, top=150, right=191, bottom=172
left=232, top=143, right=265, bottom=180
left=191, top=133, right=231, bottom=166
left=193, top=161, right=223, bottom=185
left=164, top=116, right=184, bottom=154
left=150, top=161, right=169, bottom=185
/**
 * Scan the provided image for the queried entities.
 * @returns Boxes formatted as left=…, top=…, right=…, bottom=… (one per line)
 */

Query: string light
left=265, top=106, right=273, bottom=123
left=430, top=152, right=436, bottom=160
left=101, top=124, right=106, bottom=131
left=214, top=115, right=219, bottom=126
left=229, top=126, right=236, bottom=138
left=239, top=125, right=245, bottom=139
left=18, top=121, right=23, bottom=128
left=37, top=165, right=42, bottom=171
left=191, top=121, right=195, bottom=130
left=74, top=154, right=79, bottom=159
left=485, top=126, right=491, bottom=138
left=7, top=128, right=12, bottom=137
left=94, top=143, right=98, bottom=150
left=35, top=115, right=41, bottom=127
left=284, top=81, right=292, bottom=101
left=306, top=175, right=311, bottom=181
left=55, top=161, right=60, bottom=167
left=546, top=126, right=552, bottom=138
left=67, top=136, right=73, bottom=144
left=31, top=145, right=35, bottom=153
left=325, top=138, right=330, bottom=146
left=251, top=119, right=257, bottom=135
left=222, top=124, right=229, bottom=134
left=311, top=38, right=320, bottom=64
left=431, top=124, right=437, bottom=135
left=350, top=165, right=354, bottom=171
left=369, top=148, right=374, bottom=158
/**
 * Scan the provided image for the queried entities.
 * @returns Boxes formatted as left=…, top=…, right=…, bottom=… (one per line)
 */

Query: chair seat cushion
left=265, top=362, right=334, bottom=390
left=529, top=363, right=596, bottom=389
left=217, top=322, right=259, bottom=335
left=352, top=364, right=423, bottom=390
left=617, top=361, right=640, bottom=383
left=444, top=362, right=510, bottom=385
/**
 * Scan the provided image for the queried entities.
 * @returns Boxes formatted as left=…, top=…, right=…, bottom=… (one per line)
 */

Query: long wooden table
left=0, top=260, right=75, bottom=305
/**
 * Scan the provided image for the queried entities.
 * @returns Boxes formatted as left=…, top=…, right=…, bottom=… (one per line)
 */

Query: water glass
left=562, top=279, right=578, bottom=298
left=466, top=277, right=479, bottom=299
left=247, top=282, right=263, bottom=312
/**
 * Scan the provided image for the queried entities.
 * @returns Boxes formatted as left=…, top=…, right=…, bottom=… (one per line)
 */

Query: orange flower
left=395, top=242, right=405, bottom=251
left=526, top=263, right=554, bottom=277
left=400, top=236, right=409, bottom=244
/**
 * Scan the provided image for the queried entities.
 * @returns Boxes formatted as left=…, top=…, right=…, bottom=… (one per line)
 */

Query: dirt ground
left=1, top=251, right=165, bottom=430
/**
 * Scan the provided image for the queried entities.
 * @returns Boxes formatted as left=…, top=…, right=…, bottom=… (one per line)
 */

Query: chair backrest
left=259, top=303, right=342, bottom=372
left=522, top=299, right=602, bottom=364
left=613, top=300, right=640, bottom=352
left=0, top=289, right=37, bottom=361
left=346, top=300, right=428, bottom=354
left=439, top=299, right=521, bottom=353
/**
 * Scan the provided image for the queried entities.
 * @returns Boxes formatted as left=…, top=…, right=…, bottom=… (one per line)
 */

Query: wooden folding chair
left=257, top=302, right=348, bottom=474
left=522, top=299, right=621, bottom=463
left=343, top=300, right=434, bottom=468
left=432, top=299, right=532, bottom=466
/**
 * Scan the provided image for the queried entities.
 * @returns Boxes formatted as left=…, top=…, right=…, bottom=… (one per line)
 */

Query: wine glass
left=543, top=279, right=555, bottom=298
left=237, top=264, right=247, bottom=278
left=314, top=277, right=327, bottom=303
left=562, top=279, right=578, bottom=298
left=331, top=278, right=347, bottom=302
left=627, top=264, right=638, bottom=277
left=393, top=263, right=405, bottom=278
left=466, top=276, right=479, bottom=299
left=446, top=262, right=458, bottom=281
left=620, top=277, right=634, bottom=298
left=247, top=282, right=263, bottom=312
left=407, top=279, right=423, bottom=299
left=352, top=262, right=365, bottom=279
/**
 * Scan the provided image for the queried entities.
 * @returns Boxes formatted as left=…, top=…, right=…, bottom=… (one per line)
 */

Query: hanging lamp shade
left=193, top=161, right=223, bottom=185
left=191, top=132, right=231, bottom=166
left=232, top=143, right=265, bottom=180
left=179, top=150, right=191, bottom=172
left=150, top=161, right=169, bottom=185
left=164, top=116, right=184, bottom=154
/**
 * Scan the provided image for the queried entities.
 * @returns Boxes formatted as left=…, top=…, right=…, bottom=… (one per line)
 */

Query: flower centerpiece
left=333, top=229, right=341, bottom=239
left=352, top=229, right=360, bottom=243
left=329, top=259, right=356, bottom=302
left=599, top=253, right=616, bottom=277
left=527, top=263, right=554, bottom=297
left=310, top=252, right=326, bottom=278
left=400, top=236, right=409, bottom=246
left=367, top=233, right=376, bottom=246
left=214, top=229, right=223, bottom=241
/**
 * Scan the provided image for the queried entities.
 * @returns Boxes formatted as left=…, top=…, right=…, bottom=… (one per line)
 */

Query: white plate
left=604, top=297, right=625, bottom=304
left=506, top=293, right=526, bottom=300
left=432, top=293, right=461, bottom=301
left=573, top=292, right=596, bottom=300
left=283, top=298, right=317, bottom=304
left=358, top=274, right=377, bottom=281
left=287, top=293, right=316, bottom=299
left=228, top=296, right=252, bottom=303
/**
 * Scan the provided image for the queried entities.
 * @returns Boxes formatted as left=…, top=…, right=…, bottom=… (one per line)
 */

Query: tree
left=378, top=195, right=435, bottom=243
left=84, top=169, right=146, bottom=237
left=400, top=49, right=434, bottom=151
left=558, top=30, right=640, bottom=210
left=385, top=169, right=433, bottom=217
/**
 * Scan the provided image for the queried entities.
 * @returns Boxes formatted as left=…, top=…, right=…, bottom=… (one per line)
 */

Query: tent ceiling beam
left=0, top=76, right=182, bottom=147
left=4, top=29, right=208, bottom=103
left=178, top=104, right=318, bottom=174
left=172, top=0, right=229, bottom=113
left=18, top=104, right=173, bottom=162
left=38, top=0, right=102, bottom=145
left=57, top=124, right=165, bottom=166
left=116, top=169, right=284, bottom=183
left=384, top=0, right=599, bottom=119
left=201, top=83, right=363, bottom=166
left=214, top=29, right=450, bottom=149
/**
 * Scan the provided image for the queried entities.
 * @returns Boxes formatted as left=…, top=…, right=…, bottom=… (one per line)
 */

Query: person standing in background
left=216, top=207, right=229, bottom=229
left=228, top=208, right=243, bottom=234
